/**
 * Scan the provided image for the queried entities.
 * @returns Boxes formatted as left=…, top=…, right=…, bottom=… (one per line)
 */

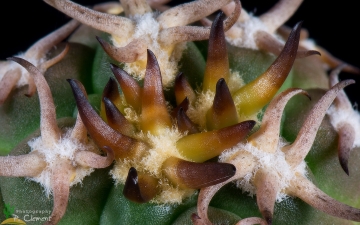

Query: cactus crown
left=1, top=0, right=360, bottom=225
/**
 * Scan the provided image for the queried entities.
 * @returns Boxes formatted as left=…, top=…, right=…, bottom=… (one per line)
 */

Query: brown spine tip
left=337, top=123, right=356, bottom=175
left=172, top=96, right=190, bottom=119
left=70, top=78, right=89, bottom=144
left=110, top=63, right=142, bottom=112
left=206, top=78, right=239, bottom=130
left=299, top=50, right=321, bottom=58
left=123, top=167, right=158, bottom=203
left=103, top=97, right=136, bottom=136
left=177, top=120, right=256, bottom=162
left=100, top=77, right=124, bottom=122
left=163, top=157, right=236, bottom=189
left=223, top=0, right=241, bottom=32
left=233, top=21, right=303, bottom=118
left=67, top=79, right=137, bottom=159
left=263, top=210, right=273, bottom=225
left=96, top=36, right=109, bottom=50
left=140, top=50, right=172, bottom=135
left=202, top=12, right=230, bottom=92
left=191, top=213, right=202, bottom=225
left=254, top=169, right=279, bottom=225
left=255, top=30, right=320, bottom=59
left=123, top=167, right=143, bottom=203
left=102, top=77, right=122, bottom=103
left=176, top=107, right=199, bottom=134
left=174, top=72, right=196, bottom=105
left=276, top=20, right=302, bottom=66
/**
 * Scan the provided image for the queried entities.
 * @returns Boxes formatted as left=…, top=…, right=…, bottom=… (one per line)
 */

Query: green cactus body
left=0, top=1, right=360, bottom=225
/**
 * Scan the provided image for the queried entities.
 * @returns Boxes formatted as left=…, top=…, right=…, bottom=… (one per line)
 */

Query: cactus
left=0, top=0, right=360, bottom=225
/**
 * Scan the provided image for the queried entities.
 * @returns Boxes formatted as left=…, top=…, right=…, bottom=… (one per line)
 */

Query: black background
left=1, top=0, right=359, bottom=105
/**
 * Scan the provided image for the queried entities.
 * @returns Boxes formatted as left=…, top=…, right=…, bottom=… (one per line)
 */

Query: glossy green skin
left=100, top=184, right=198, bottom=225
left=0, top=37, right=359, bottom=224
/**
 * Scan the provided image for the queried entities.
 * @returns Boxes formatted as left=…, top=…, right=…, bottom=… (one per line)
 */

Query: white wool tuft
left=123, top=106, right=140, bottom=124
left=111, top=13, right=186, bottom=88
left=28, top=129, right=98, bottom=196
left=72, top=167, right=95, bottom=186
left=110, top=158, right=135, bottom=184
left=29, top=129, right=88, bottom=163
left=327, top=104, right=360, bottom=147
left=133, top=13, right=160, bottom=41
left=226, top=15, right=270, bottom=50
left=152, top=180, right=195, bottom=204
left=110, top=127, right=194, bottom=203
left=185, top=72, right=243, bottom=128
left=219, top=138, right=307, bottom=202
left=228, top=70, right=245, bottom=92
left=187, top=90, right=215, bottom=129
left=141, top=128, right=185, bottom=176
